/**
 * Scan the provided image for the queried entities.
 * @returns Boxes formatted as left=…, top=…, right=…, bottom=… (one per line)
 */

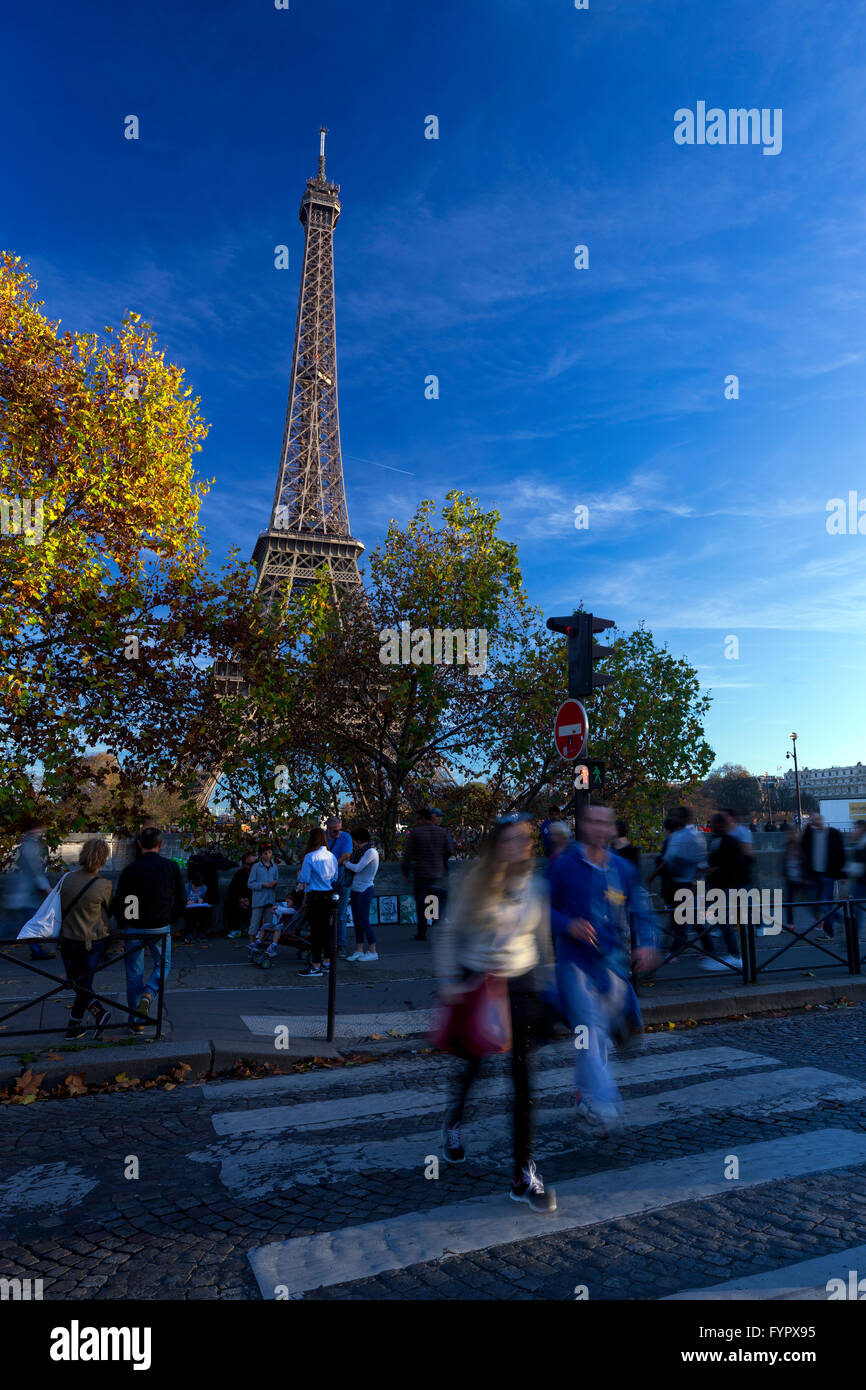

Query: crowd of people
left=3, top=803, right=864, bottom=1140
left=427, top=803, right=866, bottom=1215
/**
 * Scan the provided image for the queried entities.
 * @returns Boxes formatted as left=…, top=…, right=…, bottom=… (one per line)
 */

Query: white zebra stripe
left=247, top=1129, right=866, bottom=1298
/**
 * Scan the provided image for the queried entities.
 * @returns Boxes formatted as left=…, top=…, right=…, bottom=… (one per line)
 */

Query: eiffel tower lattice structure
left=254, top=125, right=364, bottom=607
left=203, top=130, right=365, bottom=805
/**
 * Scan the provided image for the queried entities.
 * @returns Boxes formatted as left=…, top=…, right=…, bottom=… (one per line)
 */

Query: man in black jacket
left=702, top=812, right=748, bottom=970
left=801, top=813, right=845, bottom=939
left=112, top=826, right=186, bottom=1030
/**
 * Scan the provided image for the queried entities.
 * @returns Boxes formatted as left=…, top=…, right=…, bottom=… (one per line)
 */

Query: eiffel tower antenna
left=252, top=127, right=364, bottom=604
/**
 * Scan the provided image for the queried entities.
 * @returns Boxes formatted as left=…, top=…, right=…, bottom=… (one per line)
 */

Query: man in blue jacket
left=548, top=802, right=659, bottom=1132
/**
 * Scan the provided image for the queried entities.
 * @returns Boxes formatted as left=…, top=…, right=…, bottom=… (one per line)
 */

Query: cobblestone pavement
left=2, top=1004, right=866, bottom=1300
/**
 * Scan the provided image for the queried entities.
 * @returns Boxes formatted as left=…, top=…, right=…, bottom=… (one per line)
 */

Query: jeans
left=784, top=878, right=805, bottom=930
left=556, top=960, right=628, bottom=1110
left=123, top=929, right=171, bottom=1020
left=351, top=887, right=376, bottom=947
left=60, top=940, right=107, bottom=1019
left=702, top=915, right=741, bottom=960
left=447, top=970, right=538, bottom=1181
left=414, top=880, right=448, bottom=936
left=809, top=877, right=840, bottom=936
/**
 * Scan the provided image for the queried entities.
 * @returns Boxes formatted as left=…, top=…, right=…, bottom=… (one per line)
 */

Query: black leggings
left=305, top=891, right=334, bottom=964
left=60, top=940, right=107, bottom=1020
left=447, top=970, right=539, bottom=1181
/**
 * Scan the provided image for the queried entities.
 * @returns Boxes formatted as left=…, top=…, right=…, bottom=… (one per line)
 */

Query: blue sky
left=5, top=0, right=866, bottom=780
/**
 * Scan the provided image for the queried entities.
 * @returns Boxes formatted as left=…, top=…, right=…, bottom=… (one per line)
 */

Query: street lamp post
left=786, top=733, right=803, bottom=828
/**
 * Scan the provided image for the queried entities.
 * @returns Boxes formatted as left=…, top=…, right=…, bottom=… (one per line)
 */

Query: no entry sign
left=553, top=698, right=588, bottom=761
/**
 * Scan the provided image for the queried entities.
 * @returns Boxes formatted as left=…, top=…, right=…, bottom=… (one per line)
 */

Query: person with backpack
left=59, top=837, right=114, bottom=1039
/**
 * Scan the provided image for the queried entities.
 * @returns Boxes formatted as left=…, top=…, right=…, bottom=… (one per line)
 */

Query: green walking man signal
left=575, top=760, right=606, bottom=793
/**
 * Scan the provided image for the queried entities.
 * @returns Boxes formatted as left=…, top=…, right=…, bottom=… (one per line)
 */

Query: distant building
left=781, top=762, right=866, bottom=799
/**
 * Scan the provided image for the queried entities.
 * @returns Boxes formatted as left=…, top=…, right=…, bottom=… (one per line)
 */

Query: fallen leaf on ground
left=15, top=1070, right=45, bottom=1096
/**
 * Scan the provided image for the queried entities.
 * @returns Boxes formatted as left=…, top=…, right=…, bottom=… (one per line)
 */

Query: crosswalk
left=187, top=1034, right=866, bottom=1301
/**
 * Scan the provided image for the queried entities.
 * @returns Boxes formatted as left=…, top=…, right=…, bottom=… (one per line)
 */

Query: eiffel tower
left=254, top=126, right=364, bottom=605
left=204, top=130, right=364, bottom=802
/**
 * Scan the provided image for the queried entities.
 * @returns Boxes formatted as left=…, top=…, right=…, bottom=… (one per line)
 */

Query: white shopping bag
left=16, top=874, right=69, bottom=940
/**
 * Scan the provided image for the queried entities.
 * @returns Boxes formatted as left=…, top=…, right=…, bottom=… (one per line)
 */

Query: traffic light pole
left=547, top=609, right=614, bottom=841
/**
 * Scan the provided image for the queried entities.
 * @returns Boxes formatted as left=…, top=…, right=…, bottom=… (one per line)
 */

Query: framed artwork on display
left=377, top=895, right=398, bottom=924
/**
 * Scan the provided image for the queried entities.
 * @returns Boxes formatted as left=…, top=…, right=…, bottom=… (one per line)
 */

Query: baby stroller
left=248, top=889, right=311, bottom=970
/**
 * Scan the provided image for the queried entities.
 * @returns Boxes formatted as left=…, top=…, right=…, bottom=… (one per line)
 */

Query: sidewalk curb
left=210, top=1041, right=343, bottom=1073
left=4, top=977, right=865, bottom=1091
left=0, top=1041, right=213, bottom=1092
left=637, top=974, right=866, bottom=1025
left=0, top=1036, right=382, bottom=1091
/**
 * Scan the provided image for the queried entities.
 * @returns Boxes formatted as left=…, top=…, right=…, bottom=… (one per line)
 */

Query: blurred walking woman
left=59, top=838, right=114, bottom=1040
left=434, top=814, right=556, bottom=1214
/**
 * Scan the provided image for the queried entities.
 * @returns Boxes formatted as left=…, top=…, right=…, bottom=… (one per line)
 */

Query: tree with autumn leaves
left=0, top=253, right=263, bottom=854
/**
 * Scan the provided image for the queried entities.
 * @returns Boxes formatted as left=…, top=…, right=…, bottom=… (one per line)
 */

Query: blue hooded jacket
left=548, top=842, right=658, bottom=990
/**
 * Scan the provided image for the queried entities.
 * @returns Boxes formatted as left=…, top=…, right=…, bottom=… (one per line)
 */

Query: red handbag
left=431, top=974, right=512, bottom=1057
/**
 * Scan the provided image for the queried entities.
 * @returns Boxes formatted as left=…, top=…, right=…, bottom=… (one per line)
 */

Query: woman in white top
left=344, top=827, right=380, bottom=961
left=296, top=828, right=338, bottom=977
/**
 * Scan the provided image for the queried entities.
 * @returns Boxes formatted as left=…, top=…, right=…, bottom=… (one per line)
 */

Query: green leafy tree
left=483, top=622, right=715, bottom=847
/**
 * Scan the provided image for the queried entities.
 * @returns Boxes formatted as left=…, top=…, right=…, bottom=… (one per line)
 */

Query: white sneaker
left=346, top=951, right=363, bottom=962
left=723, top=955, right=743, bottom=969
left=700, top=956, right=729, bottom=970
left=358, top=952, right=379, bottom=962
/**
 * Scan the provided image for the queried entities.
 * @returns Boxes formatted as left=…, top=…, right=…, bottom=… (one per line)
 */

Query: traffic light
left=546, top=611, right=615, bottom=698
left=586, top=759, right=605, bottom=794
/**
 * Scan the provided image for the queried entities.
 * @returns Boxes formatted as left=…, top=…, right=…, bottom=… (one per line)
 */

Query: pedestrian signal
left=585, top=759, right=606, bottom=793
